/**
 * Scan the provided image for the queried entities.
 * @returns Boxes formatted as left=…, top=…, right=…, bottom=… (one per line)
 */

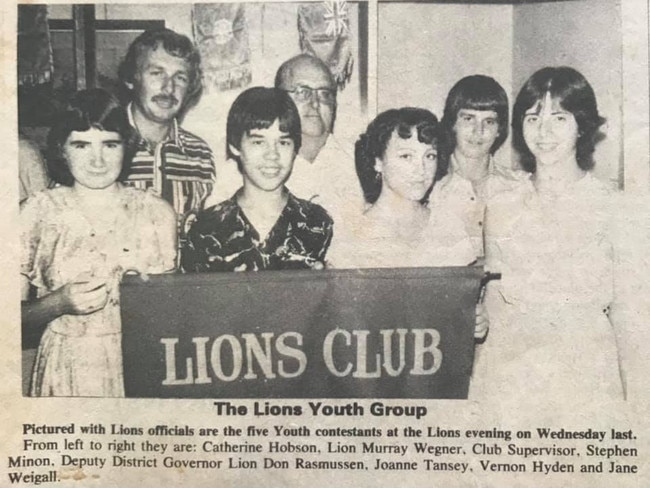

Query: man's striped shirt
left=124, top=108, right=215, bottom=222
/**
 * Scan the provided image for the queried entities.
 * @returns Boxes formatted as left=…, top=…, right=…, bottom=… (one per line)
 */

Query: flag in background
left=192, top=3, right=252, bottom=92
left=298, top=1, right=354, bottom=90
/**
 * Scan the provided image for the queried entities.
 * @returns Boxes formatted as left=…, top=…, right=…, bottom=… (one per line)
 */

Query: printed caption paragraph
left=4, top=401, right=641, bottom=484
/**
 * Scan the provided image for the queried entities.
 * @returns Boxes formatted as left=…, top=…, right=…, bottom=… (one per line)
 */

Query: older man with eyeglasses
left=273, top=54, right=362, bottom=227
left=275, top=54, right=336, bottom=163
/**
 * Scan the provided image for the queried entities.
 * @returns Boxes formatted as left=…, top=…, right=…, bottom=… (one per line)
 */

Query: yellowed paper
left=3, top=0, right=650, bottom=486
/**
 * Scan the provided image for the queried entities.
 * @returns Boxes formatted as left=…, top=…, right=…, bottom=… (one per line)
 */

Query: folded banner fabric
left=120, top=267, right=483, bottom=399
left=192, top=3, right=251, bottom=92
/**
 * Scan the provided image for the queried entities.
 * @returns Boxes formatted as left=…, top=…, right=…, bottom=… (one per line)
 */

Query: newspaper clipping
left=3, top=0, right=650, bottom=486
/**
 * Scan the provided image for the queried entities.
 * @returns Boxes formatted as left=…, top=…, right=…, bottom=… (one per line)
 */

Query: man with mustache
left=119, top=28, right=215, bottom=223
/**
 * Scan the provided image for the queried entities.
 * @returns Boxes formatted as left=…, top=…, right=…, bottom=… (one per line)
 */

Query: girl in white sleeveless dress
left=475, top=67, right=624, bottom=403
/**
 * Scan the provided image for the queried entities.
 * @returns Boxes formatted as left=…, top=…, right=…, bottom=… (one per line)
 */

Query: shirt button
left=478, top=221, right=483, bottom=227
left=470, top=197, right=475, bottom=201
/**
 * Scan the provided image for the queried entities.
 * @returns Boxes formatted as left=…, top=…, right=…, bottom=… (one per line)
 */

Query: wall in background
left=46, top=3, right=364, bottom=163
left=42, top=1, right=645, bottom=190
left=378, top=0, right=624, bottom=185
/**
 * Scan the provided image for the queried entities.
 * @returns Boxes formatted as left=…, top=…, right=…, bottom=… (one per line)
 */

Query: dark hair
left=46, top=89, right=132, bottom=186
left=118, top=28, right=203, bottom=120
left=226, top=87, right=302, bottom=170
left=512, top=66, right=605, bottom=173
left=355, top=108, right=441, bottom=205
left=440, top=75, right=509, bottom=169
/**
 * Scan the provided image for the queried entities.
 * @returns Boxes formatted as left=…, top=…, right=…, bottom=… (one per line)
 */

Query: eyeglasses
left=284, top=85, right=336, bottom=105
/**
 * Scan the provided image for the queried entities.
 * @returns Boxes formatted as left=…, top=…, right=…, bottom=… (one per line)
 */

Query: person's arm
left=20, top=195, right=107, bottom=333
left=483, top=200, right=511, bottom=325
left=180, top=213, right=202, bottom=273
left=21, top=275, right=109, bottom=332
left=180, top=209, right=227, bottom=273
left=311, top=206, right=334, bottom=267
left=318, top=218, right=334, bottom=263
left=608, top=294, right=631, bottom=400
left=606, top=195, right=650, bottom=400
left=473, top=203, right=490, bottom=340
left=474, top=302, right=489, bottom=340
left=21, top=276, right=53, bottom=337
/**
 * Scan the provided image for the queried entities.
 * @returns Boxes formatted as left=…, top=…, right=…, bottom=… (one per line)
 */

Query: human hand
left=474, top=303, right=489, bottom=340
left=310, top=261, right=325, bottom=270
left=57, top=274, right=109, bottom=316
left=123, top=269, right=151, bottom=282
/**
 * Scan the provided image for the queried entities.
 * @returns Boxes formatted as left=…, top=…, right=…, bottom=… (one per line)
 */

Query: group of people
left=20, top=27, right=638, bottom=403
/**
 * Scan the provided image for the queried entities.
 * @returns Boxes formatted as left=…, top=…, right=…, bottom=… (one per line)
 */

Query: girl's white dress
left=474, top=173, right=623, bottom=401
left=328, top=206, right=476, bottom=269
left=21, top=186, right=176, bottom=397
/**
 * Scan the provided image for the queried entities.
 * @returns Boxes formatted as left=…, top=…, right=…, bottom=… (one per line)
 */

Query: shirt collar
left=233, top=187, right=298, bottom=217
left=127, top=102, right=182, bottom=151
left=284, top=190, right=302, bottom=212
left=449, top=153, right=495, bottom=180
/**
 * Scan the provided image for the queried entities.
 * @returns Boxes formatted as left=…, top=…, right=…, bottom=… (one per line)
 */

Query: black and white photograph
left=5, top=0, right=650, bottom=486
